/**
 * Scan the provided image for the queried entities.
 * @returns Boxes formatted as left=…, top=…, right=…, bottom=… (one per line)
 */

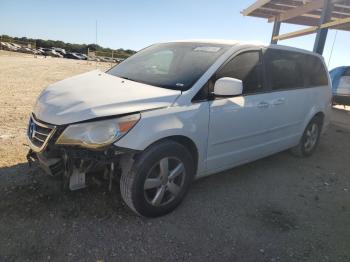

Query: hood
left=33, top=70, right=181, bottom=125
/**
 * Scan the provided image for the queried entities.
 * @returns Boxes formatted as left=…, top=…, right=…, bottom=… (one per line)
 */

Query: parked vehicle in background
left=1, top=42, right=18, bottom=51
left=0, top=42, right=10, bottom=50
left=38, top=48, right=63, bottom=58
left=0, top=41, right=126, bottom=63
left=26, top=40, right=331, bottom=217
left=53, top=47, right=66, bottom=56
left=64, top=52, right=86, bottom=60
left=18, top=47, right=34, bottom=54
left=78, top=53, right=88, bottom=60
left=88, top=56, right=101, bottom=62
left=99, top=56, right=116, bottom=63
left=38, top=48, right=49, bottom=55
left=9, top=43, right=21, bottom=50
left=330, top=66, right=350, bottom=106
left=64, top=52, right=80, bottom=60
left=50, top=49, right=63, bottom=58
left=34, top=49, right=45, bottom=55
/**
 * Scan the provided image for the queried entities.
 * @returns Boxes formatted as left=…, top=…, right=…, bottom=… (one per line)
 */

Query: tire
left=290, top=116, right=322, bottom=157
left=120, top=140, right=195, bottom=217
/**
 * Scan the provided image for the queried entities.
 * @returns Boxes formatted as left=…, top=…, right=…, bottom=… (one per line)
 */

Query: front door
left=206, top=50, right=275, bottom=173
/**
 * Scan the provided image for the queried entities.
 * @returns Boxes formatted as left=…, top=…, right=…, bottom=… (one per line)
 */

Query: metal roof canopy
left=242, top=0, right=350, bottom=54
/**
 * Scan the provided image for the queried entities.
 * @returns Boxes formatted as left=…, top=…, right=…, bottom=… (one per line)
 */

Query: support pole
left=313, top=0, right=333, bottom=54
left=270, top=19, right=281, bottom=44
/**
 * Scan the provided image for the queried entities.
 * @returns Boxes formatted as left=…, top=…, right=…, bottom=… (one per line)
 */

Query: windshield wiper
left=117, top=76, right=144, bottom=84
left=118, top=76, right=133, bottom=81
left=114, top=75, right=183, bottom=91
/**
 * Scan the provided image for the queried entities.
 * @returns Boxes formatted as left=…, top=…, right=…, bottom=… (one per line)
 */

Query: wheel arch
left=303, top=108, right=326, bottom=133
left=141, top=135, right=199, bottom=174
left=314, top=111, right=325, bottom=122
left=309, top=111, right=325, bottom=130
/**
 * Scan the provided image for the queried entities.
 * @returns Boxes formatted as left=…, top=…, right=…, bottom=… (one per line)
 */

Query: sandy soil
left=0, top=51, right=350, bottom=262
left=0, top=51, right=110, bottom=167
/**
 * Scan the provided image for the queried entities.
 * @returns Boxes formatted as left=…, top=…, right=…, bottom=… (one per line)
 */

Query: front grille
left=27, top=115, right=56, bottom=152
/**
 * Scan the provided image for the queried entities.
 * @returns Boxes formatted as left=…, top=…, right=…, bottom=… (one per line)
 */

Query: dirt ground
left=0, top=51, right=350, bottom=262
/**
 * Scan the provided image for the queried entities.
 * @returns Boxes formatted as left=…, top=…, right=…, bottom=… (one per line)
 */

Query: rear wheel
left=120, top=140, right=195, bottom=217
left=291, top=116, right=322, bottom=157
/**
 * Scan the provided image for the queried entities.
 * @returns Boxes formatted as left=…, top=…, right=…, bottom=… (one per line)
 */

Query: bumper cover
left=333, top=94, right=350, bottom=106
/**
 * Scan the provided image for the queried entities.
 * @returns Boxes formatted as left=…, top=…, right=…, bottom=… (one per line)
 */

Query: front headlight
left=56, top=113, right=140, bottom=149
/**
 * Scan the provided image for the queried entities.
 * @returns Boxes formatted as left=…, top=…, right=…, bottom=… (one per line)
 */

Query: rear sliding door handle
left=273, top=98, right=285, bottom=105
left=257, top=101, right=270, bottom=109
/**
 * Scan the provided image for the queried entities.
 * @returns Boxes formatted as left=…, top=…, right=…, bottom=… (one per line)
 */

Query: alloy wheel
left=304, top=123, right=319, bottom=152
left=143, top=157, right=185, bottom=207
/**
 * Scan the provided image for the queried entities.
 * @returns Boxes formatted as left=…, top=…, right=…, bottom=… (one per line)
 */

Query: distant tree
left=87, top=44, right=99, bottom=51
left=125, top=49, right=135, bottom=54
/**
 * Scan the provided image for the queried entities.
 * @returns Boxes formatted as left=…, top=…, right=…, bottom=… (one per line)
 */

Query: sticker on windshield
left=194, top=46, right=221, bottom=52
left=176, top=83, right=184, bottom=87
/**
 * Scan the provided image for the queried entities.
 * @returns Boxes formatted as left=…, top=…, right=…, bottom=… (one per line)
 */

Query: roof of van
left=168, top=39, right=264, bottom=46
left=165, top=39, right=322, bottom=58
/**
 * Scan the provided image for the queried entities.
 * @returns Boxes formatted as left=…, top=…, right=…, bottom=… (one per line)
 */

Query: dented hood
left=33, top=70, right=181, bottom=125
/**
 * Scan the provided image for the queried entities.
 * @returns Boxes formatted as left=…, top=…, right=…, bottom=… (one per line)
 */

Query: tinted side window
left=344, top=68, right=350, bottom=76
left=265, top=49, right=304, bottom=90
left=303, top=54, right=328, bottom=87
left=216, top=51, right=263, bottom=94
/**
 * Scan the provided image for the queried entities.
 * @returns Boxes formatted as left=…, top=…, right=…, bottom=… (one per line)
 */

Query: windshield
left=107, top=42, right=230, bottom=91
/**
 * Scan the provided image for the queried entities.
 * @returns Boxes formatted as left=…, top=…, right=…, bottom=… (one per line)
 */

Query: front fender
left=114, top=103, right=210, bottom=175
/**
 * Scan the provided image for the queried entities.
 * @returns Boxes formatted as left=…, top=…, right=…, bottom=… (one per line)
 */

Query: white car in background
left=26, top=40, right=331, bottom=217
left=330, top=66, right=350, bottom=106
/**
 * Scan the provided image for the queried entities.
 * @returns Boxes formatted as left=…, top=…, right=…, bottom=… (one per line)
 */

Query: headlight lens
left=56, top=113, right=140, bottom=149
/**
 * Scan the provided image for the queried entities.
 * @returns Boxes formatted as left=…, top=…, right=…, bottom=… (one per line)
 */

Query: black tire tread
left=120, top=166, right=140, bottom=215
left=120, top=139, right=194, bottom=217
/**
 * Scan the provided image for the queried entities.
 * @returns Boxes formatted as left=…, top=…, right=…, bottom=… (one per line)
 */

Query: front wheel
left=120, top=140, right=195, bottom=217
left=291, top=116, right=322, bottom=157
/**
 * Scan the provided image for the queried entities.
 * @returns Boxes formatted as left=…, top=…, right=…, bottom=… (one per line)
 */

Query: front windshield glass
left=107, top=42, right=230, bottom=91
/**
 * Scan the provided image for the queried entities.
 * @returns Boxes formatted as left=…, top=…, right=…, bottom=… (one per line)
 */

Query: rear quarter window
left=264, top=49, right=328, bottom=91
left=264, top=49, right=304, bottom=90
left=302, top=54, right=328, bottom=87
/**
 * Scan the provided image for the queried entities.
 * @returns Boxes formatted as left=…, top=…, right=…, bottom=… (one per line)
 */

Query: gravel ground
left=0, top=52, right=350, bottom=262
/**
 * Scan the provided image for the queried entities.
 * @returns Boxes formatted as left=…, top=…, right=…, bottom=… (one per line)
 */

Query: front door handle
left=257, top=101, right=270, bottom=109
left=273, top=98, right=285, bottom=106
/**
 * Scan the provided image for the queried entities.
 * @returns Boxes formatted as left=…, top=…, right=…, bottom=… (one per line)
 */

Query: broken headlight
left=56, top=113, right=140, bottom=149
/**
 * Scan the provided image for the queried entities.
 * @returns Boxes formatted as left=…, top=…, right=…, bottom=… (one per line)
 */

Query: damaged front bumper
left=27, top=144, right=136, bottom=191
left=26, top=115, right=137, bottom=191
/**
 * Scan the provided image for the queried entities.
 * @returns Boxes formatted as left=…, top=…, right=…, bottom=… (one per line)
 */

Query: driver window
left=216, top=51, right=263, bottom=94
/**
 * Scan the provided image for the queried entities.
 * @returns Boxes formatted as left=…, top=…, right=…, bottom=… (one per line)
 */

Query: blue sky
left=0, top=0, right=348, bottom=69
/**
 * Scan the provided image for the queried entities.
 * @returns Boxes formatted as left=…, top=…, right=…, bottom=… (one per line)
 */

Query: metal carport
left=241, top=0, right=350, bottom=54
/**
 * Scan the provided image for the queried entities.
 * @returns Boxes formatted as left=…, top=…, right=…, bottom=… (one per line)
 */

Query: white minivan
left=27, top=40, right=332, bottom=217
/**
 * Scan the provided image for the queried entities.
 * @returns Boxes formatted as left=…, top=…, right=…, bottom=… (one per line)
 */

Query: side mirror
left=213, top=77, right=243, bottom=97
